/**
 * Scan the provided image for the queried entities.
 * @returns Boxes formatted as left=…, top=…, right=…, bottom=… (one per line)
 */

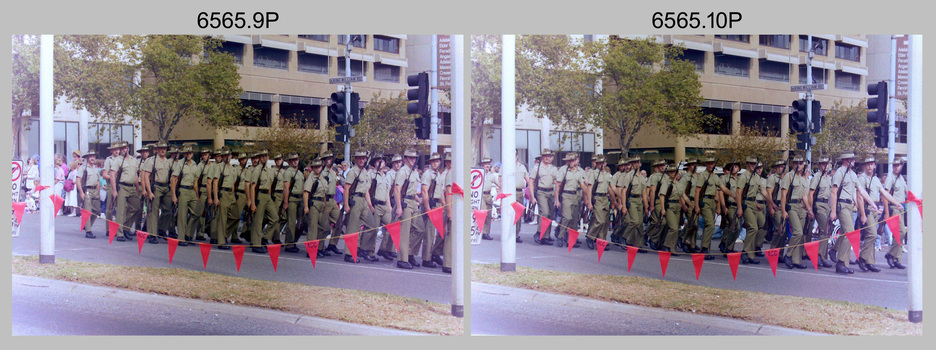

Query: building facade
left=15, top=98, right=141, bottom=162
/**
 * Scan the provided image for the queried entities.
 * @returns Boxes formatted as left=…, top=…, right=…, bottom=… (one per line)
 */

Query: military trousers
left=535, top=189, right=555, bottom=240
left=176, top=188, right=198, bottom=240
left=106, top=185, right=117, bottom=221
left=887, top=204, right=905, bottom=259
left=305, top=198, right=325, bottom=248
left=147, top=185, right=172, bottom=236
left=647, top=203, right=665, bottom=245
left=663, top=202, right=681, bottom=250
left=409, top=204, right=429, bottom=259
left=215, top=190, right=236, bottom=245
left=622, top=196, right=644, bottom=247
left=681, top=198, right=699, bottom=249
left=228, top=192, right=248, bottom=241
left=813, top=201, right=831, bottom=260
left=741, top=200, right=761, bottom=259
left=722, top=203, right=740, bottom=251
left=320, top=198, right=341, bottom=248
left=83, top=188, right=101, bottom=233
left=786, top=202, right=808, bottom=264
left=482, top=193, right=493, bottom=236
left=346, top=193, right=378, bottom=255
left=699, top=197, right=717, bottom=251
left=398, top=198, right=421, bottom=259
left=374, top=202, right=396, bottom=253
left=860, top=206, right=879, bottom=264
left=769, top=203, right=785, bottom=251
left=116, top=185, right=142, bottom=236
left=558, top=192, right=581, bottom=241
left=585, top=195, right=610, bottom=241
left=250, top=192, right=280, bottom=245
left=285, top=195, right=303, bottom=244
left=835, top=201, right=857, bottom=266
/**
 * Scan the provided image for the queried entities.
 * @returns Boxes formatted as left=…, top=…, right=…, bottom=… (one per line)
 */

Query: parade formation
left=490, top=148, right=911, bottom=275
left=75, top=141, right=456, bottom=273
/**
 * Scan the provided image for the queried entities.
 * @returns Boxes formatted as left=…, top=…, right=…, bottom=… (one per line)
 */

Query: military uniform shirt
left=304, top=172, right=326, bottom=198
left=696, top=170, right=721, bottom=197
left=76, top=164, right=100, bottom=189
left=515, top=163, right=529, bottom=190
left=532, top=163, right=558, bottom=189
left=345, top=165, right=372, bottom=196
left=285, top=167, right=303, bottom=195
left=858, top=173, right=882, bottom=203
left=220, top=163, right=238, bottom=189
left=647, top=172, right=665, bottom=198
left=557, top=165, right=585, bottom=192
left=755, top=176, right=767, bottom=201
left=594, top=170, right=612, bottom=194
left=679, top=171, right=695, bottom=199
left=661, top=174, right=686, bottom=202
left=323, top=169, right=338, bottom=196
left=627, top=171, right=647, bottom=196
left=766, top=173, right=783, bottom=202
left=780, top=172, right=809, bottom=200
left=434, top=169, right=448, bottom=200
left=724, top=175, right=738, bottom=204
left=736, top=171, right=762, bottom=201
left=145, top=156, right=172, bottom=184
left=421, top=168, right=439, bottom=200
left=254, top=165, right=276, bottom=190
left=374, top=171, right=394, bottom=202
left=809, top=170, right=833, bottom=200
left=273, top=166, right=287, bottom=192
left=236, top=165, right=251, bottom=191
left=832, top=166, right=859, bottom=202
left=102, top=156, right=115, bottom=178
left=116, top=155, right=139, bottom=184
left=883, top=173, right=907, bottom=203
left=395, top=165, right=422, bottom=197
left=173, top=160, right=199, bottom=187
left=482, top=169, right=495, bottom=192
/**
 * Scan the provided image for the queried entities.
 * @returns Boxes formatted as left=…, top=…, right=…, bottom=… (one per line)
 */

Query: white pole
left=39, top=35, right=55, bottom=264
left=344, top=35, right=352, bottom=163
left=888, top=36, right=898, bottom=173
left=906, top=35, right=922, bottom=323
left=431, top=35, right=439, bottom=154
left=451, top=34, right=465, bottom=318
left=500, top=35, right=517, bottom=272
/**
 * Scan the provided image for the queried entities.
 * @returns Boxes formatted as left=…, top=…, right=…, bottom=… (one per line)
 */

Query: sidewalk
left=472, top=282, right=828, bottom=336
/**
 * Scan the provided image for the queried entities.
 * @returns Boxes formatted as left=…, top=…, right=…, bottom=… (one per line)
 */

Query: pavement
left=471, top=282, right=827, bottom=336
left=12, top=274, right=426, bottom=335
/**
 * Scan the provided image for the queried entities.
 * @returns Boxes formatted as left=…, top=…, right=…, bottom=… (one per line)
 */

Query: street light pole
left=39, top=34, right=55, bottom=264
left=451, top=35, right=466, bottom=318
left=344, top=35, right=352, bottom=162
left=431, top=35, right=439, bottom=154
left=906, top=34, right=922, bottom=324
left=500, top=35, right=517, bottom=272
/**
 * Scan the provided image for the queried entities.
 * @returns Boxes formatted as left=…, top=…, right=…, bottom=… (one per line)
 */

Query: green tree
left=254, top=119, right=333, bottom=165
left=812, top=99, right=878, bottom=159
left=471, top=35, right=503, bottom=163
left=11, top=35, right=43, bottom=159
left=713, top=124, right=790, bottom=170
left=349, top=92, right=427, bottom=157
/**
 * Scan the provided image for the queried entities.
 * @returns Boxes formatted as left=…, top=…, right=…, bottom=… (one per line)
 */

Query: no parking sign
left=12, top=160, right=24, bottom=201
left=470, top=167, right=483, bottom=245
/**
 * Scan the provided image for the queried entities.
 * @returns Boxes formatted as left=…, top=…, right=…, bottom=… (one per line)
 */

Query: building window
left=86, top=122, right=135, bottom=157
left=897, top=121, right=907, bottom=143
left=279, top=100, right=320, bottom=129
left=373, top=35, right=400, bottom=54
left=714, top=54, right=749, bottom=77
left=253, top=46, right=289, bottom=70
left=299, top=35, right=329, bottom=42
left=219, top=41, right=243, bottom=64
left=799, top=36, right=828, bottom=56
left=798, top=66, right=827, bottom=84
left=758, top=60, right=789, bottom=82
left=298, top=52, right=329, bottom=74
left=681, top=49, right=705, bottom=71
left=740, top=110, right=781, bottom=136
left=338, top=35, right=366, bottom=48
left=373, top=62, right=400, bottom=82
left=338, top=58, right=366, bottom=77
left=700, top=107, right=731, bottom=135
left=835, top=42, right=861, bottom=62
left=715, top=35, right=750, bottom=43
left=835, top=71, right=861, bottom=91
left=240, top=99, right=271, bottom=127
left=441, top=112, right=452, bottom=134
left=759, top=35, right=791, bottom=49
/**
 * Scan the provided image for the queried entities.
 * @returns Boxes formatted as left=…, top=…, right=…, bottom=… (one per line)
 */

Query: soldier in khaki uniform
left=281, top=153, right=304, bottom=253
left=554, top=152, right=585, bottom=248
left=114, top=141, right=141, bottom=242
left=807, top=156, right=834, bottom=268
left=882, top=157, right=908, bottom=269
left=830, top=152, right=879, bottom=274
left=513, top=151, right=530, bottom=243
left=134, top=145, right=151, bottom=234
left=376, top=155, right=403, bottom=260
left=412, top=152, right=443, bottom=267
left=531, top=149, right=557, bottom=245
left=644, top=159, right=667, bottom=250
left=430, top=152, right=453, bottom=269
left=171, top=146, right=199, bottom=246
left=318, top=151, right=343, bottom=256
left=190, top=148, right=213, bottom=242
left=718, top=161, right=743, bottom=255
left=227, top=153, right=250, bottom=244
left=267, top=153, right=286, bottom=245
left=779, top=155, right=810, bottom=269
left=76, top=151, right=101, bottom=239
left=621, top=156, right=647, bottom=251
left=480, top=157, right=497, bottom=241
left=206, top=149, right=227, bottom=244
left=394, top=149, right=422, bottom=269
left=736, top=157, right=770, bottom=264
left=693, top=157, right=730, bottom=259
left=609, top=158, right=630, bottom=247
left=658, top=164, right=685, bottom=253
left=303, top=159, right=327, bottom=258
left=102, top=142, right=122, bottom=222
left=584, top=155, right=612, bottom=247
left=165, top=146, right=182, bottom=238
left=248, top=150, right=280, bottom=254
left=344, top=151, right=380, bottom=263
left=141, top=142, right=171, bottom=244
left=212, top=149, right=236, bottom=249
left=856, top=156, right=901, bottom=273
left=764, top=160, right=787, bottom=253
left=677, top=159, right=699, bottom=253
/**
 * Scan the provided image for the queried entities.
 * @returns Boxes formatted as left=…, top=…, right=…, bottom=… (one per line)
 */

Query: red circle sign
left=470, top=169, right=483, bottom=189
left=12, top=162, right=22, bottom=182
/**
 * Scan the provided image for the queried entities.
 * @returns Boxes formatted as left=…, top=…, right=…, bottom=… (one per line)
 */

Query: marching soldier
left=344, top=150, right=380, bottom=263
left=240, top=152, right=261, bottom=243
left=412, top=152, right=443, bottom=267
left=658, top=164, right=684, bottom=253
left=102, top=142, right=122, bottom=222
left=480, top=157, right=496, bottom=241
left=693, top=157, right=728, bottom=260
left=303, top=158, right=327, bottom=258
left=134, top=145, right=152, bottom=234
left=645, top=159, right=667, bottom=250
left=554, top=152, right=585, bottom=248
left=166, top=146, right=182, bottom=239
left=584, top=155, right=612, bottom=248
left=318, top=151, right=343, bottom=256
left=141, top=142, right=171, bottom=244
left=376, top=155, right=404, bottom=260
left=227, top=152, right=250, bottom=244
left=191, top=147, right=213, bottom=242
left=114, top=141, right=141, bottom=242
left=76, top=150, right=101, bottom=239
left=621, top=156, right=647, bottom=251
left=719, top=161, right=743, bottom=255
left=531, top=149, right=557, bottom=245
left=882, top=157, right=908, bottom=269
left=753, top=162, right=772, bottom=257
left=779, top=155, right=810, bottom=269
left=213, top=149, right=236, bottom=250
left=171, top=146, right=198, bottom=246
left=268, top=153, right=286, bottom=245
left=856, top=156, right=899, bottom=273
left=394, top=149, right=422, bottom=269
left=609, top=158, right=630, bottom=247
left=430, top=152, right=453, bottom=268
left=513, top=151, right=530, bottom=243
left=282, top=153, right=304, bottom=253
left=829, top=152, right=879, bottom=274
left=764, top=160, right=787, bottom=253
left=807, top=156, right=834, bottom=268
left=206, top=149, right=226, bottom=244
left=249, top=150, right=280, bottom=254
left=736, top=157, right=770, bottom=264
left=678, top=159, right=699, bottom=253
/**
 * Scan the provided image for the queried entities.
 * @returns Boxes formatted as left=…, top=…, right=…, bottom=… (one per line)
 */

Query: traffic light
left=348, top=92, right=361, bottom=126
left=335, top=124, right=349, bottom=143
left=329, top=92, right=347, bottom=125
left=414, top=116, right=431, bottom=140
left=866, top=81, right=889, bottom=148
left=790, top=99, right=809, bottom=134
left=796, top=133, right=810, bottom=151
left=407, top=72, right=429, bottom=117
left=811, top=100, right=823, bottom=134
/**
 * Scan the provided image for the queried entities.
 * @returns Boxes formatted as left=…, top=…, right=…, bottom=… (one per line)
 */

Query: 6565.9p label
left=197, top=12, right=279, bottom=29
left=651, top=12, right=742, bottom=29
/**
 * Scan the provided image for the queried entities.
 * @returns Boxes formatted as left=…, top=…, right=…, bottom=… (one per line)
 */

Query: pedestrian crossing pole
left=500, top=35, right=517, bottom=272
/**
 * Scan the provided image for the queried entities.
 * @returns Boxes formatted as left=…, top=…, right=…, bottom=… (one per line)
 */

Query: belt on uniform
left=430, top=199, right=441, bottom=207
left=727, top=201, right=737, bottom=207
left=756, top=200, right=765, bottom=205
left=290, top=193, right=303, bottom=199
left=154, top=181, right=168, bottom=188
left=666, top=200, right=680, bottom=204
left=815, top=198, right=829, bottom=203
left=373, top=199, right=387, bottom=206
left=789, top=199, right=802, bottom=204
left=236, top=189, right=245, bottom=194
left=404, top=195, right=417, bottom=200
left=594, top=193, right=607, bottom=197
left=774, top=199, right=782, bottom=205
left=258, top=189, right=270, bottom=194
left=867, top=201, right=882, bottom=208
left=351, top=192, right=365, bottom=197
left=629, top=193, right=641, bottom=199
left=120, top=181, right=135, bottom=187
left=562, top=190, right=578, bottom=195
left=310, top=196, right=325, bottom=202
left=703, top=195, right=714, bottom=200
left=839, top=199, right=853, bottom=205
left=221, top=187, right=233, bottom=192
left=179, top=185, right=193, bottom=190
left=537, top=187, right=554, bottom=192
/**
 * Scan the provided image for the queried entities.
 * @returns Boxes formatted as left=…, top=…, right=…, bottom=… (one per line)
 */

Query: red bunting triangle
left=906, top=191, right=923, bottom=217
left=343, top=233, right=359, bottom=262
left=658, top=250, right=671, bottom=278
left=804, top=240, right=820, bottom=270
left=199, top=243, right=212, bottom=269
left=691, top=254, right=705, bottom=280
left=50, top=194, right=65, bottom=218
left=845, top=230, right=861, bottom=260
left=12, top=202, right=26, bottom=225
left=885, top=215, right=901, bottom=244
left=450, top=182, right=464, bottom=196
left=626, top=246, right=638, bottom=272
left=765, top=248, right=781, bottom=277
left=136, top=231, right=148, bottom=255
left=511, top=202, right=525, bottom=226
left=232, top=245, right=245, bottom=271
left=567, top=229, right=579, bottom=253
left=427, top=207, right=445, bottom=238
left=305, top=241, right=320, bottom=268
left=167, top=238, right=179, bottom=264
left=79, top=208, right=91, bottom=231
left=495, top=192, right=512, bottom=201
left=539, top=216, right=552, bottom=240
left=267, top=244, right=281, bottom=271
left=473, top=209, right=489, bottom=233
left=727, top=252, right=741, bottom=280
left=108, top=220, right=119, bottom=244
left=596, top=238, right=608, bottom=262
left=34, top=184, right=50, bottom=193
left=385, top=222, right=401, bottom=252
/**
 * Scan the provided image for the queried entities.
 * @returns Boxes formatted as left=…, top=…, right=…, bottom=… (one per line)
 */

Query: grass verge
left=12, top=256, right=463, bottom=335
left=472, top=263, right=920, bottom=336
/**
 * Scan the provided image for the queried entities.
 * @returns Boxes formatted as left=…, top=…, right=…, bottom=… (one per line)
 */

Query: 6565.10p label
left=651, top=12, right=742, bottom=29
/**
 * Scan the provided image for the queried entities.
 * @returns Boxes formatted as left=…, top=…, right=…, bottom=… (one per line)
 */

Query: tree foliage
left=713, top=124, right=789, bottom=170
left=11, top=35, right=44, bottom=159
left=470, top=35, right=503, bottom=163
left=254, top=119, right=333, bottom=165
left=812, top=99, right=878, bottom=159
left=348, top=92, right=427, bottom=157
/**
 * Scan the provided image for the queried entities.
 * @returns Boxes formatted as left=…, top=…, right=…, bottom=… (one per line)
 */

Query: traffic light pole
left=430, top=35, right=439, bottom=154
left=805, top=35, right=813, bottom=163
left=344, top=35, right=352, bottom=162
left=888, top=35, right=897, bottom=174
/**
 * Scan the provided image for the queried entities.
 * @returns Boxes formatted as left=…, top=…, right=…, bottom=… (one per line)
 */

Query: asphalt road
left=12, top=212, right=453, bottom=304
left=472, top=219, right=910, bottom=311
